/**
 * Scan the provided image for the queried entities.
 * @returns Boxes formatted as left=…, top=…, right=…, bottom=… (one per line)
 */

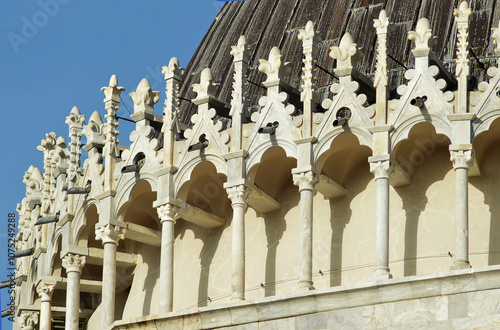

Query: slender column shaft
left=161, top=220, right=175, bottom=311
left=227, top=185, right=249, bottom=300
left=66, top=271, right=80, bottom=330
left=102, top=242, right=117, bottom=327
left=293, top=172, right=317, bottom=291
left=62, top=254, right=85, bottom=330
left=37, top=283, right=55, bottom=330
left=455, top=167, right=469, bottom=265
left=40, top=299, right=51, bottom=330
left=450, top=149, right=472, bottom=269
left=157, top=204, right=179, bottom=313
left=370, top=160, right=392, bottom=280
left=375, top=177, right=390, bottom=272
left=232, top=203, right=246, bottom=300
left=96, top=224, right=124, bottom=329
left=298, top=188, right=314, bottom=290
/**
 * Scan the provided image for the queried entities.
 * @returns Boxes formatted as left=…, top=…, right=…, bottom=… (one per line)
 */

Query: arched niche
left=119, top=180, right=160, bottom=232
left=316, top=133, right=372, bottom=186
left=392, top=122, right=450, bottom=176
left=177, top=161, right=229, bottom=218
left=247, top=146, right=297, bottom=200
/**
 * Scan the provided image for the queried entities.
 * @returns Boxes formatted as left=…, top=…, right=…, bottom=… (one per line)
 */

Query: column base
left=297, top=280, right=315, bottom=291
left=370, top=267, right=392, bottom=281
left=450, top=259, right=470, bottom=270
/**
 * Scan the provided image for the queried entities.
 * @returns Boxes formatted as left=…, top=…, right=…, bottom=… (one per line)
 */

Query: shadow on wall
left=329, top=162, right=371, bottom=287
left=470, top=142, right=500, bottom=265
left=263, top=186, right=298, bottom=297
left=394, top=147, right=451, bottom=276
left=197, top=225, right=224, bottom=307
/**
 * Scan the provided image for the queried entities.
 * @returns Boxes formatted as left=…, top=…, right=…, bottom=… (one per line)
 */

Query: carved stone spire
left=454, top=1, right=472, bottom=114
left=298, top=21, right=319, bottom=137
left=230, top=36, right=250, bottom=150
left=101, top=75, right=124, bottom=190
left=65, top=107, right=85, bottom=187
left=129, top=78, right=160, bottom=115
left=162, top=57, right=184, bottom=165
left=330, top=33, right=362, bottom=77
left=492, top=20, right=500, bottom=60
left=37, top=132, right=57, bottom=216
left=258, top=46, right=291, bottom=95
left=192, top=68, right=217, bottom=101
left=408, top=18, right=436, bottom=58
left=83, top=111, right=105, bottom=152
left=373, top=10, right=390, bottom=125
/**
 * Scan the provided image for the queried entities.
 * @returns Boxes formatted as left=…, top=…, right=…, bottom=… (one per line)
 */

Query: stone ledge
left=111, top=265, right=500, bottom=329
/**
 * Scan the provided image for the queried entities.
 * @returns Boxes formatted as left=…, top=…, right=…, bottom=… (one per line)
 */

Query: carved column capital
left=62, top=254, right=86, bottom=274
left=226, top=185, right=250, bottom=208
left=96, top=224, right=124, bottom=245
left=370, top=160, right=393, bottom=180
left=20, top=311, right=39, bottom=329
left=37, top=282, right=55, bottom=302
left=157, top=203, right=180, bottom=224
left=450, top=149, right=473, bottom=170
left=293, top=171, right=318, bottom=192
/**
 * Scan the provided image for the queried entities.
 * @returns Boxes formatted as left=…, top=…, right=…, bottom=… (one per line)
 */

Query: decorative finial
left=129, top=78, right=160, bottom=114
left=83, top=111, right=105, bottom=150
left=298, top=21, right=317, bottom=46
left=408, top=18, right=436, bottom=54
left=373, top=10, right=389, bottom=34
left=258, top=47, right=291, bottom=83
left=66, top=106, right=85, bottom=128
left=231, top=36, right=248, bottom=62
left=330, top=33, right=362, bottom=73
left=492, top=20, right=500, bottom=57
left=162, top=57, right=184, bottom=81
left=192, top=68, right=217, bottom=99
left=454, top=1, right=472, bottom=80
left=453, top=1, right=472, bottom=22
left=101, top=74, right=125, bottom=104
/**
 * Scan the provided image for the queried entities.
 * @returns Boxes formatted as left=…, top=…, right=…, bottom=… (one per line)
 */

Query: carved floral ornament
left=20, top=311, right=39, bottom=328
left=230, top=35, right=249, bottom=62
left=37, top=282, right=55, bottom=301
left=493, top=19, right=500, bottom=56
left=61, top=253, right=86, bottom=273
left=226, top=185, right=250, bottom=206
left=101, top=74, right=125, bottom=104
left=96, top=224, right=125, bottom=245
left=65, top=106, right=85, bottom=129
left=192, top=67, right=218, bottom=99
left=330, top=33, right=362, bottom=72
left=129, top=78, right=160, bottom=114
left=258, top=46, right=292, bottom=83
left=408, top=18, right=437, bottom=53
left=292, top=171, right=318, bottom=192
left=369, top=160, right=393, bottom=180
left=162, top=57, right=184, bottom=81
left=157, top=203, right=180, bottom=223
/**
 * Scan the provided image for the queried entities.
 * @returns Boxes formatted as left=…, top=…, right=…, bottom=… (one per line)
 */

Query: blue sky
left=0, top=1, right=224, bottom=327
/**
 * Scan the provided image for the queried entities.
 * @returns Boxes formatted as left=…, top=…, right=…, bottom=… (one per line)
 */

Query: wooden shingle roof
left=178, top=0, right=500, bottom=124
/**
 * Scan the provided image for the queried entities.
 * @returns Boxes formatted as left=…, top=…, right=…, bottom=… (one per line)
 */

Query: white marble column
left=226, top=185, right=250, bottom=300
left=370, top=160, right=393, bottom=280
left=19, top=311, right=39, bottom=330
left=62, top=254, right=85, bottom=330
left=293, top=171, right=318, bottom=291
left=450, top=149, right=473, bottom=269
left=37, top=282, right=55, bottom=330
left=96, top=224, right=124, bottom=329
left=157, top=203, right=180, bottom=313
